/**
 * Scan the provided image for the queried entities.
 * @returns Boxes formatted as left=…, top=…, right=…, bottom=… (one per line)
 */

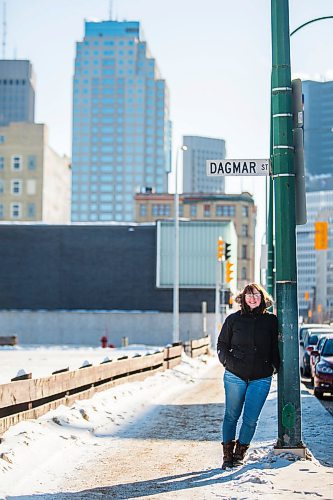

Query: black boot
left=233, top=440, right=250, bottom=466
left=221, top=440, right=235, bottom=469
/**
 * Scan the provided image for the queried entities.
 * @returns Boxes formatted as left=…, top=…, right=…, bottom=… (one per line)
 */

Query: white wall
left=0, top=310, right=216, bottom=347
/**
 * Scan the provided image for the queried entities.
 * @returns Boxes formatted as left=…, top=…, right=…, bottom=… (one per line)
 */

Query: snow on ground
left=0, top=347, right=332, bottom=499
left=0, top=344, right=162, bottom=383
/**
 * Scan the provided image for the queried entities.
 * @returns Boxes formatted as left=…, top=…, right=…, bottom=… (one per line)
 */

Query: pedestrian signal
left=314, top=221, right=328, bottom=250
left=217, top=237, right=224, bottom=262
left=225, top=243, right=231, bottom=260
left=226, top=261, right=234, bottom=283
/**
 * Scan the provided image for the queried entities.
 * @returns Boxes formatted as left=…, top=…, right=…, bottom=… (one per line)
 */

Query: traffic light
left=226, top=261, right=234, bottom=283
left=304, top=291, right=309, bottom=301
left=217, top=237, right=224, bottom=262
left=225, top=243, right=231, bottom=260
left=314, top=221, right=328, bottom=250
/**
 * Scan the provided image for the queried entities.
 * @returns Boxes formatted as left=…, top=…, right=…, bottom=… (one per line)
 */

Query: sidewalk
left=1, top=356, right=333, bottom=499
left=256, top=375, right=333, bottom=466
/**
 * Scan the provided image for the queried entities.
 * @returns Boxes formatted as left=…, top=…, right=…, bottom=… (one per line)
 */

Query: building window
left=241, top=224, right=249, bottom=237
left=204, top=204, right=211, bottom=217
left=179, top=205, right=184, bottom=217
left=0, top=135, right=5, bottom=144
left=11, top=202, right=21, bottom=218
left=241, top=266, right=247, bottom=280
left=242, top=205, right=249, bottom=217
left=215, top=204, right=236, bottom=217
left=11, top=179, right=22, bottom=195
left=0, top=204, right=3, bottom=218
left=11, top=155, right=22, bottom=171
left=27, top=203, right=36, bottom=218
left=28, top=155, right=37, bottom=170
left=0, top=179, right=4, bottom=193
left=139, top=204, right=147, bottom=217
left=242, top=245, right=247, bottom=259
left=0, top=157, right=4, bottom=170
left=152, top=204, right=171, bottom=216
left=190, top=205, right=197, bottom=217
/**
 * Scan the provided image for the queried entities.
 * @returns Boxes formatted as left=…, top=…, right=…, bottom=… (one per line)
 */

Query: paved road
left=301, top=375, right=333, bottom=417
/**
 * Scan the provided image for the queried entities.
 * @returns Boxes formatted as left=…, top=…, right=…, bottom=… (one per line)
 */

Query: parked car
left=300, top=328, right=333, bottom=377
left=299, top=324, right=328, bottom=343
left=310, top=333, right=333, bottom=383
left=313, top=337, right=333, bottom=398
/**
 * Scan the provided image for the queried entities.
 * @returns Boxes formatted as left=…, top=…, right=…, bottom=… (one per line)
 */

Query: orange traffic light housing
left=217, top=237, right=224, bottom=262
left=314, top=221, right=328, bottom=250
left=226, top=261, right=234, bottom=283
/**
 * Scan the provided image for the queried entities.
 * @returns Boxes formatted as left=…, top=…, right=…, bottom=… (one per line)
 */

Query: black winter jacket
left=217, top=310, right=280, bottom=381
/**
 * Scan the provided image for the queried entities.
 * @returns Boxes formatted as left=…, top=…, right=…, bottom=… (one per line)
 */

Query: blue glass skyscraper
left=303, top=80, right=333, bottom=178
left=72, top=21, right=172, bottom=222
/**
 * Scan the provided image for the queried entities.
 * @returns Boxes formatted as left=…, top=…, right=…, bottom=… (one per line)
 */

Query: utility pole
left=271, top=0, right=305, bottom=454
left=267, top=72, right=275, bottom=299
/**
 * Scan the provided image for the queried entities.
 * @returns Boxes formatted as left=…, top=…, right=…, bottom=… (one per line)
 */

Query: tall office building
left=72, top=20, right=172, bottom=222
left=0, top=60, right=35, bottom=126
left=303, top=80, right=333, bottom=180
left=297, top=190, right=333, bottom=320
left=182, top=136, right=226, bottom=193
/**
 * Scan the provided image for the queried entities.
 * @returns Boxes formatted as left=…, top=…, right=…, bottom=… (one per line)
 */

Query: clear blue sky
left=2, top=0, right=333, bottom=275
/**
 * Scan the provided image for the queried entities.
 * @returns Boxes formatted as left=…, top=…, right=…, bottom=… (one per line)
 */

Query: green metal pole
left=271, top=0, right=304, bottom=450
left=267, top=72, right=275, bottom=299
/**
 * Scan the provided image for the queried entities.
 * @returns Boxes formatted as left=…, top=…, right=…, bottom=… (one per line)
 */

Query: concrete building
left=303, top=80, right=333, bottom=180
left=135, top=191, right=256, bottom=290
left=0, top=223, right=219, bottom=345
left=297, top=190, right=333, bottom=321
left=71, top=20, right=172, bottom=223
left=0, top=60, right=35, bottom=126
left=0, top=122, right=71, bottom=222
left=182, top=136, right=226, bottom=193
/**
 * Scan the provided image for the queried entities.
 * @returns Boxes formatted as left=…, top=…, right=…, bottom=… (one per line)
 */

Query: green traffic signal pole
left=271, top=0, right=304, bottom=452
left=267, top=72, right=275, bottom=300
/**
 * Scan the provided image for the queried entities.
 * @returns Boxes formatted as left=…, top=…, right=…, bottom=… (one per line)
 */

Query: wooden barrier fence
left=184, top=335, right=211, bottom=358
left=0, top=337, right=210, bottom=439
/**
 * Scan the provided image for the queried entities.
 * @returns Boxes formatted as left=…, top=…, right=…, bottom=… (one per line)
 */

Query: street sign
left=206, top=159, right=271, bottom=176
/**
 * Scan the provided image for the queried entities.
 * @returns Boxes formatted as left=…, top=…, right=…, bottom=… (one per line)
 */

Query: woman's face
left=244, top=289, right=262, bottom=310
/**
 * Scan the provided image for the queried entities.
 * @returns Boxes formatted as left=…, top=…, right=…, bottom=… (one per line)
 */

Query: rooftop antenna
left=2, top=1, right=7, bottom=59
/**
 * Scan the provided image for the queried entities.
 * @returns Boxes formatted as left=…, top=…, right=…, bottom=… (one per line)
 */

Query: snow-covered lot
left=0, top=346, right=332, bottom=499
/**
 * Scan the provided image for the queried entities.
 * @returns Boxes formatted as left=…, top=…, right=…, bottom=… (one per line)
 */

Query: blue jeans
left=222, top=370, right=272, bottom=445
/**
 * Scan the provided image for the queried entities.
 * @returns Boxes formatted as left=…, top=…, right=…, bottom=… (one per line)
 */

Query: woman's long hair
left=235, top=282, right=273, bottom=315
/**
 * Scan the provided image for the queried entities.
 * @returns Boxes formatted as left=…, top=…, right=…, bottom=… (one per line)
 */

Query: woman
left=217, top=282, right=280, bottom=469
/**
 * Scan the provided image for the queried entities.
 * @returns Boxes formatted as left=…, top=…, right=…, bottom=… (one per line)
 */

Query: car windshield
left=308, top=334, right=319, bottom=345
left=322, top=339, right=333, bottom=357
left=308, top=331, right=333, bottom=346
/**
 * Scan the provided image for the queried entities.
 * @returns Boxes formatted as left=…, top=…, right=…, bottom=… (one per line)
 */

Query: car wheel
left=314, top=388, right=324, bottom=399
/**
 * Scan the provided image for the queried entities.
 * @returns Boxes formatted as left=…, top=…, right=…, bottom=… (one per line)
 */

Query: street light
left=173, top=145, right=187, bottom=344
